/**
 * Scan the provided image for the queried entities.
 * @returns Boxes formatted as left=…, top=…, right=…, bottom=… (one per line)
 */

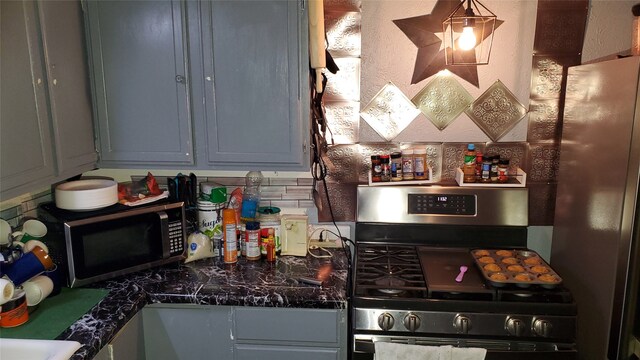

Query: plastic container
left=241, top=171, right=263, bottom=220
left=245, top=221, right=261, bottom=260
left=197, top=199, right=225, bottom=258
left=402, top=150, right=414, bottom=180
left=463, top=144, right=476, bottom=183
left=200, top=182, right=227, bottom=203
left=258, top=207, right=281, bottom=254
left=413, top=148, right=428, bottom=180
left=390, top=152, right=403, bottom=181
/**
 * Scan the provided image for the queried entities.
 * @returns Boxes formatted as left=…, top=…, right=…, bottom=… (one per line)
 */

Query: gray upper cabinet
left=200, top=0, right=309, bottom=170
left=85, top=0, right=193, bottom=166
left=1, top=0, right=96, bottom=201
left=39, top=0, right=97, bottom=178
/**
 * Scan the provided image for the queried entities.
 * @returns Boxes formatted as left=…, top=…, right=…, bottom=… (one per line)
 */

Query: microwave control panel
left=167, top=209, right=185, bottom=255
left=408, top=194, right=476, bottom=215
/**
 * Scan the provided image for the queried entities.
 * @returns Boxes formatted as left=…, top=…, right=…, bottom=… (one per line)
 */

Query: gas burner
left=374, top=277, right=407, bottom=295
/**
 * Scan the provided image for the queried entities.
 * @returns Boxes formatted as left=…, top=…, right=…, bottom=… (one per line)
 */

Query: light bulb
left=458, top=26, right=477, bottom=51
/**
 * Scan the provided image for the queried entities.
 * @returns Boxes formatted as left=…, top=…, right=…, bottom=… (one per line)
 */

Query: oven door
left=353, top=335, right=577, bottom=360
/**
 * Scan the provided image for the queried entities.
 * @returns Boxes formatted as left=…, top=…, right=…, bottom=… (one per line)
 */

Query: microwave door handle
left=158, top=211, right=171, bottom=258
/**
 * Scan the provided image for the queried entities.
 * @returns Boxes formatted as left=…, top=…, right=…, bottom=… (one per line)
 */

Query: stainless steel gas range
left=351, top=186, right=577, bottom=359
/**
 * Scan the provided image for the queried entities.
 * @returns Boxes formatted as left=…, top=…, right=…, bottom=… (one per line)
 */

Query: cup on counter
left=0, top=219, right=12, bottom=246
left=12, top=219, right=47, bottom=243
left=23, top=239, right=49, bottom=254
left=0, top=278, right=15, bottom=305
left=43, top=264, right=62, bottom=297
left=4, top=245, right=54, bottom=286
left=0, top=289, right=28, bottom=328
left=23, top=275, right=54, bottom=306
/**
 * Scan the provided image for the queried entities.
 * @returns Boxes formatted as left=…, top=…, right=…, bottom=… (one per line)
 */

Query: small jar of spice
left=498, top=159, right=510, bottom=183
left=371, top=155, right=382, bottom=182
left=390, top=152, right=403, bottom=181
left=380, top=155, right=391, bottom=182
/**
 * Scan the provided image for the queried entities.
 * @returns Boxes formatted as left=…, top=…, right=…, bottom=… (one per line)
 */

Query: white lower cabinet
left=93, top=312, right=145, bottom=360
left=133, top=304, right=347, bottom=360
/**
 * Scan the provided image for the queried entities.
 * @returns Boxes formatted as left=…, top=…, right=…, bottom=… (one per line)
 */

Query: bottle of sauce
left=463, top=144, right=476, bottom=183
left=413, top=148, right=428, bottom=180
left=402, top=150, right=414, bottom=180
left=390, top=152, right=403, bottom=181
left=475, top=151, right=483, bottom=182
left=222, top=208, right=238, bottom=263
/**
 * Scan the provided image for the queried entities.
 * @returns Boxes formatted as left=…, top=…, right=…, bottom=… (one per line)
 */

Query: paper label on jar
left=414, top=158, right=425, bottom=176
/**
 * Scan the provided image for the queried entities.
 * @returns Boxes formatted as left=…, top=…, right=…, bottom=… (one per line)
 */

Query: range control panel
left=408, top=194, right=476, bottom=215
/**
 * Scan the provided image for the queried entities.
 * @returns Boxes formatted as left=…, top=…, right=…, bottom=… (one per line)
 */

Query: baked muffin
left=524, top=257, right=542, bottom=265
left=483, top=263, right=501, bottom=272
left=501, top=257, right=519, bottom=265
left=496, top=250, right=513, bottom=257
left=514, top=273, right=532, bottom=282
left=507, top=265, right=525, bottom=273
left=490, top=273, right=508, bottom=281
left=478, top=256, right=496, bottom=264
left=530, top=265, right=550, bottom=274
left=538, top=274, right=560, bottom=283
left=474, top=249, right=490, bottom=257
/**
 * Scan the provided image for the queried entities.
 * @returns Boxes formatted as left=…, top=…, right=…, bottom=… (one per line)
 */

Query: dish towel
left=374, top=342, right=487, bottom=360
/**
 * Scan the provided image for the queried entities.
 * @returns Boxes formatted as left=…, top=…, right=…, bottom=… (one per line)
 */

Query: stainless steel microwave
left=38, top=201, right=186, bottom=287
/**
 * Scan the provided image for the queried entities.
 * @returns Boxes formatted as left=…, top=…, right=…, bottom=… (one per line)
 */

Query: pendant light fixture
left=443, top=0, right=497, bottom=66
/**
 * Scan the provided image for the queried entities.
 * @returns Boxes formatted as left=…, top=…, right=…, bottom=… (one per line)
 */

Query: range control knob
left=378, top=312, right=395, bottom=331
left=532, top=319, right=553, bottom=337
left=403, top=313, right=421, bottom=332
left=505, top=317, right=526, bottom=336
left=453, top=314, right=472, bottom=334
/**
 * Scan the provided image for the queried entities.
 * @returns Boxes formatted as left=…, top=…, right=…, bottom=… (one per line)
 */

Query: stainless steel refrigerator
left=552, top=56, right=640, bottom=360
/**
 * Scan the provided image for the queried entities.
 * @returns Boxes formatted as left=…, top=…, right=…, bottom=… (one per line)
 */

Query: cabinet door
left=1, top=0, right=56, bottom=198
left=142, top=305, right=233, bottom=360
left=201, top=0, right=309, bottom=170
left=38, top=0, right=97, bottom=177
left=235, top=344, right=340, bottom=360
left=86, top=0, right=193, bottom=166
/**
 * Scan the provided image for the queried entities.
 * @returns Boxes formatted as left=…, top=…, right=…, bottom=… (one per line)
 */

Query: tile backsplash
left=0, top=190, right=53, bottom=228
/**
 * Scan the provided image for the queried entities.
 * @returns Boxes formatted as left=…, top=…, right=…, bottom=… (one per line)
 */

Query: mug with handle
left=12, top=219, right=47, bottom=243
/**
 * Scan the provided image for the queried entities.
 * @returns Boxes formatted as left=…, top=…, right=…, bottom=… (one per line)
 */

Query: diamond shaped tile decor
left=324, top=102, right=360, bottom=144
left=360, top=82, right=421, bottom=141
left=465, top=80, right=528, bottom=142
left=411, top=74, right=473, bottom=131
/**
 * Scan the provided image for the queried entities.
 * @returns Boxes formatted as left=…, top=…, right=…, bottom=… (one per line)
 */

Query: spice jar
left=490, top=155, right=500, bottom=182
left=245, top=221, right=261, bottom=260
left=390, top=152, right=403, bottom=181
left=413, top=148, right=428, bottom=180
left=380, top=155, right=391, bottom=182
left=371, top=155, right=382, bottom=182
left=402, top=150, right=414, bottom=180
left=481, top=157, right=492, bottom=183
left=498, top=159, right=510, bottom=183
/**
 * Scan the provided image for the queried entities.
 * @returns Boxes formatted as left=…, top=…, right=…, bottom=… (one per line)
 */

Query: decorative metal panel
left=465, top=80, right=528, bottom=142
left=530, top=56, right=565, bottom=99
left=325, top=11, right=361, bottom=57
left=533, top=1, right=589, bottom=55
left=484, top=142, right=528, bottom=176
left=527, top=99, right=562, bottom=142
left=324, top=0, right=361, bottom=13
left=315, top=182, right=357, bottom=222
left=360, top=82, right=421, bottom=141
left=441, top=142, right=486, bottom=182
left=325, top=144, right=361, bottom=183
left=527, top=143, right=561, bottom=183
left=411, top=74, right=473, bottom=130
left=528, top=183, right=557, bottom=226
left=324, top=101, right=360, bottom=144
left=324, top=57, right=361, bottom=101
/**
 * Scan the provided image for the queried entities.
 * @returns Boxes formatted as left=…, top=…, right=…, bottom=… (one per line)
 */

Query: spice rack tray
left=455, top=167, right=526, bottom=187
left=368, top=167, right=436, bottom=186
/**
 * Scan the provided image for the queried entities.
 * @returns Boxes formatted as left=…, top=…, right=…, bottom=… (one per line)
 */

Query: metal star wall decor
left=393, top=0, right=504, bottom=88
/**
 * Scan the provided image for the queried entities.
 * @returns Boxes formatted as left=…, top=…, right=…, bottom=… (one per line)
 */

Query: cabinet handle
left=175, top=75, right=186, bottom=84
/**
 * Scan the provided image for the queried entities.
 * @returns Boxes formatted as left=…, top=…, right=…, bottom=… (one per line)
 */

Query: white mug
left=12, top=219, right=47, bottom=243
left=23, top=240, right=49, bottom=254
left=0, top=219, right=11, bottom=246
left=23, top=275, right=54, bottom=306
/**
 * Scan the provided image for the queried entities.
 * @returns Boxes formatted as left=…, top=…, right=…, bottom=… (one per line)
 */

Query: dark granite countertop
left=55, top=249, right=350, bottom=360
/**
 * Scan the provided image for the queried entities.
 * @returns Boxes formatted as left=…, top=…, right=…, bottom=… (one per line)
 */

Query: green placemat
left=0, top=287, right=109, bottom=340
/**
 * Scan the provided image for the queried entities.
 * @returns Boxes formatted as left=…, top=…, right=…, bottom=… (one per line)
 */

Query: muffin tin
left=471, top=249, right=563, bottom=289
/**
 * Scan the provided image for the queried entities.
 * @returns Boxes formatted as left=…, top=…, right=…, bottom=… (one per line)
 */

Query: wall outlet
left=307, top=224, right=350, bottom=248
